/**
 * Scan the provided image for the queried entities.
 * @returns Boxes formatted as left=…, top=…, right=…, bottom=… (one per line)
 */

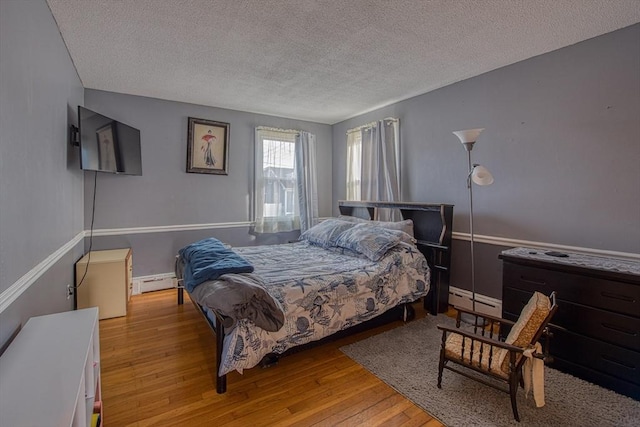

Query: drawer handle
left=601, top=354, right=636, bottom=370
left=601, top=322, right=638, bottom=336
left=600, top=291, right=635, bottom=303
left=520, top=275, right=547, bottom=286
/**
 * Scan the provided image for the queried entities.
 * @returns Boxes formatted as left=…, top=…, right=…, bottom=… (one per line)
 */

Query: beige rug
left=340, top=315, right=640, bottom=426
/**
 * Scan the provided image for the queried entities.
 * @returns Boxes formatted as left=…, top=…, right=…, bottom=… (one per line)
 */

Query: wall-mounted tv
left=78, top=106, right=142, bottom=175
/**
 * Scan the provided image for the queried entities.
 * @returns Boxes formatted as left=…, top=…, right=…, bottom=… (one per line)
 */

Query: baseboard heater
left=448, top=286, right=502, bottom=318
left=132, top=273, right=177, bottom=295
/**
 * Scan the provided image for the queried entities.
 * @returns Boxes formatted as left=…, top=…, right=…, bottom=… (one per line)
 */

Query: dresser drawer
left=503, top=287, right=640, bottom=352
left=550, top=328, right=640, bottom=386
left=554, top=300, right=640, bottom=352
left=503, top=263, right=640, bottom=317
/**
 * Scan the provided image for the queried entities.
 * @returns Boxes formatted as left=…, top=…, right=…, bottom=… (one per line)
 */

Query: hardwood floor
left=100, top=290, right=445, bottom=426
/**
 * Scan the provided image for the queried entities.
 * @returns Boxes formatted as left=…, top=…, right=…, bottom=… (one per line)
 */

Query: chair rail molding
left=0, top=231, right=85, bottom=313
left=0, top=222, right=254, bottom=315
left=2, top=223, right=638, bottom=316
left=92, top=221, right=254, bottom=236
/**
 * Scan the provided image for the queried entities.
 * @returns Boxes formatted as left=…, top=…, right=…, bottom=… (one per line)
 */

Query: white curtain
left=346, top=130, right=362, bottom=200
left=347, top=118, right=401, bottom=221
left=295, top=131, right=318, bottom=232
left=254, top=127, right=317, bottom=233
left=378, top=118, right=401, bottom=221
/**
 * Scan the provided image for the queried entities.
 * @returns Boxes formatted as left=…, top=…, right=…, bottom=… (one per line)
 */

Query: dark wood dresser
left=499, top=247, right=640, bottom=400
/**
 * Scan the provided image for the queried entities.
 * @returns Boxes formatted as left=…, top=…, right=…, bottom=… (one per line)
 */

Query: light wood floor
left=100, top=289, right=445, bottom=426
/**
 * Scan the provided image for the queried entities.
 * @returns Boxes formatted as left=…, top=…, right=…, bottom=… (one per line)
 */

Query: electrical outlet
left=66, top=284, right=73, bottom=300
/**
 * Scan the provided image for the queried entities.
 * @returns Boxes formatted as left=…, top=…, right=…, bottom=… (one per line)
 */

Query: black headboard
left=338, top=200, right=454, bottom=314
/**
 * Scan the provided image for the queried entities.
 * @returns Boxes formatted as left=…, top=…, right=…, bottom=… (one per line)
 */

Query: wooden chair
left=436, top=291, right=558, bottom=422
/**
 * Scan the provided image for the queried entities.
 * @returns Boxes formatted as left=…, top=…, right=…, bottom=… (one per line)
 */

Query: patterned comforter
left=198, top=240, right=430, bottom=375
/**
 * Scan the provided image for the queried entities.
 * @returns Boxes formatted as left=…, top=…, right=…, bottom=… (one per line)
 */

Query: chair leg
left=437, top=351, right=446, bottom=388
left=437, top=331, right=447, bottom=388
left=509, top=373, right=520, bottom=422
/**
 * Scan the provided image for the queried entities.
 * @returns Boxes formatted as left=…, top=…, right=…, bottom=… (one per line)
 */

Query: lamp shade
left=471, top=164, right=494, bottom=186
left=453, top=128, right=484, bottom=144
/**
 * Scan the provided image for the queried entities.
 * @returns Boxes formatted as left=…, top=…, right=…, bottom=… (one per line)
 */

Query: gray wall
left=332, top=24, right=640, bottom=299
left=84, top=90, right=333, bottom=276
left=0, top=0, right=85, bottom=349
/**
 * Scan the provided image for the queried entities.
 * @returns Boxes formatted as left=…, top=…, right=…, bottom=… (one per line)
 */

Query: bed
left=176, top=201, right=453, bottom=393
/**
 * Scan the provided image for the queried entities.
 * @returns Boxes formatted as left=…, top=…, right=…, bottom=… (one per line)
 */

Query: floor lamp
left=453, top=128, right=494, bottom=326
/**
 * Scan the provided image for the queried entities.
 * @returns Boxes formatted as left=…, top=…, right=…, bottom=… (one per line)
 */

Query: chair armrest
left=453, top=306, right=517, bottom=326
left=437, top=324, right=525, bottom=354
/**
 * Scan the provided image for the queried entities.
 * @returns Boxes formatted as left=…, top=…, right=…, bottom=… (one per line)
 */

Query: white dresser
left=0, top=308, right=101, bottom=426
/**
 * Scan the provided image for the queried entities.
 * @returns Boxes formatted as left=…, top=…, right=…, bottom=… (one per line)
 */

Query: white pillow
left=338, top=215, right=414, bottom=237
left=334, top=223, right=408, bottom=261
left=299, top=218, right=355, bottom=247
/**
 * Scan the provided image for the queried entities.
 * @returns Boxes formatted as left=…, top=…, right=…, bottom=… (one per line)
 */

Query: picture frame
left=186, top=117, right=230, bottom=175
left=96, top=121, right=120, bottom=172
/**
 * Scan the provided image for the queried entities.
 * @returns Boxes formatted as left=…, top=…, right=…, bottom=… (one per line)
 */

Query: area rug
left=340, top=315, right=640, bottom=426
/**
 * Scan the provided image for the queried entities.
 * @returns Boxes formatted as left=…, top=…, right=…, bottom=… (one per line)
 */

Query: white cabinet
left=76, top=248, right=132, bottom=319
left=0, top=308, right=102, bottom=427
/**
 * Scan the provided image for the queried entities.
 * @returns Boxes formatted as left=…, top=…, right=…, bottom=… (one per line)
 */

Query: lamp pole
left=453, top=128, right=492, bottom=325
left=466, top=147, right=478, bottom=313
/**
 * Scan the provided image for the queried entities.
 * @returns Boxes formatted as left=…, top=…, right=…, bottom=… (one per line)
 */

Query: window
left=254, top=128, right=300, bottom=232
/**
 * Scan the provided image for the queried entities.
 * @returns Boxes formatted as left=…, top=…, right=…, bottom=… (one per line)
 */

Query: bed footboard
left=177, top=285, right=184, bottom=305
left=214, top=313, right=227, bottom=394
left=177, top=278, right=227, bottom=393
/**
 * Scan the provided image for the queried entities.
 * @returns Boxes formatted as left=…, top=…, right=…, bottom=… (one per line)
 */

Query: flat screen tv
left=78, top=106, right=142, bottom=175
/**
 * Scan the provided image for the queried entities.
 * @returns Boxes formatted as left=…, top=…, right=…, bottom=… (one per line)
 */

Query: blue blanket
left=179, top=238, right=254, bottom=292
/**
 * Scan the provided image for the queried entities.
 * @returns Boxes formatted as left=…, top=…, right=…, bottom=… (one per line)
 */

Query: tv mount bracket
left=69, top=125, right=80, bottom=147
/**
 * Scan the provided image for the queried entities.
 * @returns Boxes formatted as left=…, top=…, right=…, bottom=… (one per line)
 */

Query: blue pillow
left=299, top=218, right=356, bottom=247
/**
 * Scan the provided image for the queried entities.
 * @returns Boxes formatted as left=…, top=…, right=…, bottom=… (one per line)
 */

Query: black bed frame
left=177, top=200, right=453, bottom=394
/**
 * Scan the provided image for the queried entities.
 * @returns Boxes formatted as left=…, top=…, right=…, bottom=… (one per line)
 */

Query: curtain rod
left=256, top=126, right=300, bottom=134
left=346, top=117, right=399, bottom=134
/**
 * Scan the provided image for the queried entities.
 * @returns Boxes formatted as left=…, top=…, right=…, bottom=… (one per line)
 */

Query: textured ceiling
left=47, top=0, right=640, bottom=124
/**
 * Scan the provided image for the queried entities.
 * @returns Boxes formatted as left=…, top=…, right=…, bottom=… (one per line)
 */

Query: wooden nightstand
left=76, top=248, right=132, bottom=319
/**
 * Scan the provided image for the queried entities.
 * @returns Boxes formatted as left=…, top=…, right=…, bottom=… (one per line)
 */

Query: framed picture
left=186, top=117, right=230, bottom=175
left=96, top=121, right=120, bottom=172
